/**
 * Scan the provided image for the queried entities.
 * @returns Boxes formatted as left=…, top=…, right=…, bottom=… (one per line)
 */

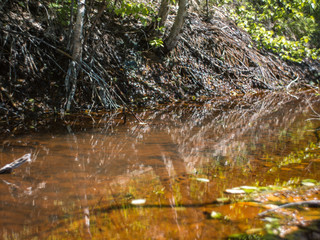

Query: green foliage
left=114, top=1, right=156, bottom=26
left=48, top=0, right=76, bottom=27
left=263, top=217, right=281, bottom=235
left=268, top=141, right=320, bottom=172
left=215, top=0, right=320, bottom=62
left=149, top=37, right=164, bottom=48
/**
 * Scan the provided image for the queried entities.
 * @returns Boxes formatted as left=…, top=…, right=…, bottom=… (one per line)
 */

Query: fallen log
left=0, top=153, right=31, bottom=174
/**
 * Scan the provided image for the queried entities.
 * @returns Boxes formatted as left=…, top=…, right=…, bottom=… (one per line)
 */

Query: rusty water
left=0, top=92, right=320, bottom=239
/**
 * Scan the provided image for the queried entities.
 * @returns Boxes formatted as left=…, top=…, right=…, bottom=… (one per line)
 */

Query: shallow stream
left=1, top=92, right=320, bottom=239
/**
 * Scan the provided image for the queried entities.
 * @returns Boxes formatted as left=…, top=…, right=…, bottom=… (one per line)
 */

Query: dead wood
left=258, top=200, right=320, bottom=216
left=0, top=153, right=31, bottom=174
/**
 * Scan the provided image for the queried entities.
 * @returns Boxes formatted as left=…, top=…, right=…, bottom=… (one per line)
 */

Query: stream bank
left=0, top=1, right=320, bottom=135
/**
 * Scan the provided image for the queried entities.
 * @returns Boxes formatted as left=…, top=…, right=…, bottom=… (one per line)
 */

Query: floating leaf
left=210, top=211, right=223, bottom=219
left=262, top=204, right=278, bottom=210
left=301, top=179, right=318, bottom=186
left=258, top=186, right=269, bottom=191
left=263, top=217, right=280, bottom=223
left=240, top=186, right=258, bottom=190
left=240, top=186, right=258, bottom=193
left=216, top=197, right=231, bottom=203
left=301, top=182, right=316, bottom=186
left=196, top=178, right=210, bottom=183
left=131, top=199, right=146, bottom=205
left=224, top=188, right=245, bottom=194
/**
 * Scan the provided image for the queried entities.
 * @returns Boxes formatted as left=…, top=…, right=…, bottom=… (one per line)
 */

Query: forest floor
left=0, top=1, right=320, bottom=135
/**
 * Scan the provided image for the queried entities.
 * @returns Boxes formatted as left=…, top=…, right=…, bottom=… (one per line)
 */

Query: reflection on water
left=0, top=92, right=320, bottom=239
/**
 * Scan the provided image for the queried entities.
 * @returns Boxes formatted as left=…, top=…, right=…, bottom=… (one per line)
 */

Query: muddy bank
left=0, top=1, right=320, bottom=134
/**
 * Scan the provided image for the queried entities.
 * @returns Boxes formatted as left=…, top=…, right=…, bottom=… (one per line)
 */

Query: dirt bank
left=0, top=1, right=319, bottom=134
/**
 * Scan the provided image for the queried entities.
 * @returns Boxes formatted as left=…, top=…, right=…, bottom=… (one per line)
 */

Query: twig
left=0, top=153, right=31, bottom=174
left=286, top=76, right=300, bottom=90
left=258, top=200, right=320, bottom=216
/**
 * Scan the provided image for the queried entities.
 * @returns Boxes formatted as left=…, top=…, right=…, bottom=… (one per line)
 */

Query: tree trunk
left=147, top=0, right=170, bottom=39
left=65, top=0, right=86, bottom=111
left=164, top=0, right=188, bottom=52
left=206, top=0, right=209, bottom=18
left=158, top=0, right=170, bottom=30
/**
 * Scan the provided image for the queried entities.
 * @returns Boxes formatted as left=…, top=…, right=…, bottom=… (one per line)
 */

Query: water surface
left=1, top=92, right=320, bottom=239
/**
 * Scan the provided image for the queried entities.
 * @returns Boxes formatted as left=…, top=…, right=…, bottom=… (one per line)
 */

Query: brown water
left=1, top=92, right=320, bottom=239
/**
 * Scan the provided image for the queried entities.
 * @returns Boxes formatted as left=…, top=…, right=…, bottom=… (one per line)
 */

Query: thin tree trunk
left=158, top=0, right=170, bottom=30
left=164, top=0, right=188, bottom=52
left=148, top=0, right=170, bottom=39
left=206, top=0, right=209, bottom=18
left=67, top=0, right=75, bottom=49
left=65, top=0, right=86, bottom=111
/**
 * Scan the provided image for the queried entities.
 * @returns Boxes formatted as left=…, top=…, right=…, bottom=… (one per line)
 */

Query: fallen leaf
left=131, top=199, right=146, bottom=205
left=196, top=178, right=210, bottom=183
left=210, top=211, right=223, bottom=219
left=225, top=188, right=245, bottom=194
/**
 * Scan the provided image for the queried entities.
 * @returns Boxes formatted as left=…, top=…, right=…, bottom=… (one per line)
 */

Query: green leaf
left=301, top=179, right=318, bottom=186
left=131, top=199, right=146, bottom=205
left=210, top=211, right=223, bottom=219
left=196, top=178, right=210, bottom=183
left=216, top=197, right=231, bottom=203
left=225, top=188, right=245, bottom=194
left=240, top=186, right=258, bottom=193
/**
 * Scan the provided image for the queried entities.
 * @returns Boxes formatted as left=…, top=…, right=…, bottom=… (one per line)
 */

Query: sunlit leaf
left=262, top=204, right=279, bottom=210
left=258, top=186, right=269, bottom=191
left=263, top=217, right=280, bottom=223
left=196, top=178, right=210, bottom=183
left=224, top=188, right=245, bottom=194
left=302, top=182, right=316, bottom=186
left=302, top=178, right=319, bottom=186
left=240, top=186, right=258, bottom=193
left=301, top=178, right=318, bottom=186
left=210, top=211, right=223, bottom=219
left=216, top=197, right=231, bottom=203
left=131, top=199, right=146, bottom=205
left=302, top=179, right=318, bottom=183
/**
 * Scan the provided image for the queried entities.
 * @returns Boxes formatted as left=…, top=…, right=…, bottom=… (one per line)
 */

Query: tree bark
left=164, top=0, right=188, bottom=52
left=65, top=0, right=86, bottom=111
left=147, top=0, right=170, bottom=39
left=158, top=0, right=170, bottom=30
